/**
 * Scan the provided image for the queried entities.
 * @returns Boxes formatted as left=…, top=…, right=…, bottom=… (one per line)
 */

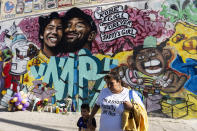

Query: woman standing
left=88, top=71, right=144, bottom=131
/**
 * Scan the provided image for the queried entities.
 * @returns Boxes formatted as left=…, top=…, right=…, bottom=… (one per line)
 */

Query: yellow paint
left=0, top=51, right=2, bottom=61
left=20, top=51, right=49, bottom=88
left=165, top=22, right=197, bottom=118
left=168, top=22, right=197, bottom=62
left=95, top=50, right=133, bottom=65
left=1, top=90, right=7, bottom=95
left=161, top=90, right=197, bottom=119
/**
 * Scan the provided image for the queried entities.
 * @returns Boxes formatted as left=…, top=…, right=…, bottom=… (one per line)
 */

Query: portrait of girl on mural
left=38, top=12, right=64, bottom=58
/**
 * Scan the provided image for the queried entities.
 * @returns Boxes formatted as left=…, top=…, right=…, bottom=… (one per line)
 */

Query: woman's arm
left=87, top=104, right=100, bottom=128
left=89, top=104, right=100, bottom=119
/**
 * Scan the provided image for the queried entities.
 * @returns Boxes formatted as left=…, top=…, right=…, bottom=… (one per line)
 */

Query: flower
left=36, top=99, right=48, bottom=108
left=44, top=98, right=48, bottom=102
left=36, top=101, right=41, bottom=106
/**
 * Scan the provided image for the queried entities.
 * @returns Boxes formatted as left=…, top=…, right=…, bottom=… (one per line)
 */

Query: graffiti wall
left=0, top=0, right=197, bottom=119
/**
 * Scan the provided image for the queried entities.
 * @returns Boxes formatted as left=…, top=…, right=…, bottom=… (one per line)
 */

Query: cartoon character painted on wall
left=124, top=36, right=187, bottom=112
left=2, top=22, right=38, bottom=92
left=10, top=34, right=34, bottom=75
left=3, top=22, right=36, bottom=76
left=160, top=0, right=197, bottom=24
left=0, top=48, right=12, bottom=95
left=1, top=47, right=14, bottom=92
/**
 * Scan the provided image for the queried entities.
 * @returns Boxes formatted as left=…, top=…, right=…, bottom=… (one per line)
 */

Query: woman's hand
left=87, top=117, right=93, bottom=129
left=123, top=101, right=133, bottom=111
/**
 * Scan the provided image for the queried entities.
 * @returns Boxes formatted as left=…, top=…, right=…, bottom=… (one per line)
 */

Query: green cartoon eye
left=170, top=4, right=178, bottom=11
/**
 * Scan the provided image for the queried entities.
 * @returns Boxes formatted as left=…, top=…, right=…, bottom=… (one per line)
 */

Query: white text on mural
left=95, top=5, right=137, bottom=42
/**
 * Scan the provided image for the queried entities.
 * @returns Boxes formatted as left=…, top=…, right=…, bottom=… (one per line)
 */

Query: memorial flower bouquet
left=36, top=98, right=48, bottom=112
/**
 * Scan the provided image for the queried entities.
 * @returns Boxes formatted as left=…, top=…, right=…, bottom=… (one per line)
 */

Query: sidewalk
left=0, top=105, right=197, bottom=131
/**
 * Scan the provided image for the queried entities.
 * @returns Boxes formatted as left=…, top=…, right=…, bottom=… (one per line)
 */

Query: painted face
left=64, top=18, right=91, bottom=51
left=135, top=48, right=166, bottom=76
left=81, top=108, right=89, bottom=119
left=43, top=19, right=63, bottom=48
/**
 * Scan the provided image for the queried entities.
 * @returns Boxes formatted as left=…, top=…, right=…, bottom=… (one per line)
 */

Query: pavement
left=0, top=105, right=197, bottom=131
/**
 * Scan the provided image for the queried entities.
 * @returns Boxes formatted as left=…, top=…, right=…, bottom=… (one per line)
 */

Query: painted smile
left=66, top=33, right=78, bottom=39
left=48, top=36, right=58, bottom=43
left=49, top=37, right=57, bottom=42
left=144, top=59, right=162, bottom=74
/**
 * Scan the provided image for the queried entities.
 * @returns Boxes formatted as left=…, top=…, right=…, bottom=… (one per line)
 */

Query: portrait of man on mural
left=62, top=7, right=97, bottom=53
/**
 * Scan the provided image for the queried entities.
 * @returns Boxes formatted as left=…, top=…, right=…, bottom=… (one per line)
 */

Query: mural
left=0, top=0, right=197, bottom=119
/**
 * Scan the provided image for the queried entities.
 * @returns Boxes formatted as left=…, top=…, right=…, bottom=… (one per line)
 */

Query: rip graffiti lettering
left=30, top=50, right=118, bottom=100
